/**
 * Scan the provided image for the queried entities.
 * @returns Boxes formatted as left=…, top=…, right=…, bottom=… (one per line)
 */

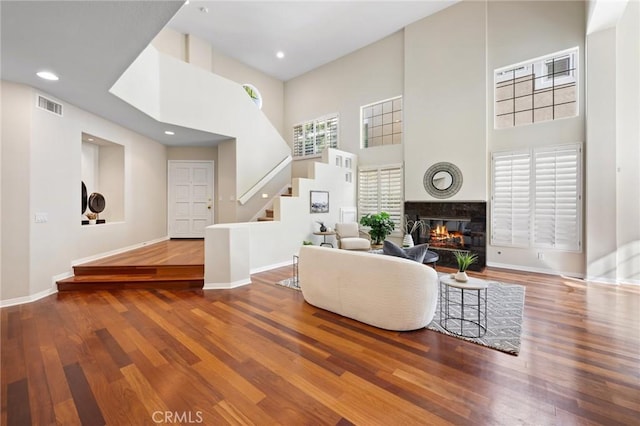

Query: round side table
left=313, top=231, right=336, bottom=247
left=440, top=275, right=488, bottom=338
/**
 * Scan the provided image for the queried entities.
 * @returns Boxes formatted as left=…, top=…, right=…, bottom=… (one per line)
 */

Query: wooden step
left=265, top=209, right=274, bottom=218
left=72, top=264, right=203, bottom=277
left=57, top=274, right=203, bottom=291
left=257, top=217, right=274, bottom=221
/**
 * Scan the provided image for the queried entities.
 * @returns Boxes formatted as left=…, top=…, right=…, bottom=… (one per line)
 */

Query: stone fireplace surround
left=404, top=201, right=487, bottom=271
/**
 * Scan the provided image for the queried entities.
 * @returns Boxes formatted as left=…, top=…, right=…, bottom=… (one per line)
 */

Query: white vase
left=89, top=219, right=96, bottom=225
left=402, top=234, right=414, bottom=248
left=454, top=271, right=469, bottom=282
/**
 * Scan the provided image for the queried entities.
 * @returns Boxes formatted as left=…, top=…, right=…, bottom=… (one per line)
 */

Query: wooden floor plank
left=2, top=246, right=639, bottom=425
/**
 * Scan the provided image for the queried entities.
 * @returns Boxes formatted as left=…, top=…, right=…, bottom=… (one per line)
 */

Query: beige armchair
left=334, top=222, right=371, bottom=250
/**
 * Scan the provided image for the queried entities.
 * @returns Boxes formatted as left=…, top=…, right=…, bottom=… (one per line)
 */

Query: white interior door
left=168, top=161, right=214, bottom=238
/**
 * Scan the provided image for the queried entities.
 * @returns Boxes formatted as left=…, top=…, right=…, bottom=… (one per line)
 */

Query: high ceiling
left=1, top=1, right=457, bottom=146
left=168, top=1, right=458, bottom=81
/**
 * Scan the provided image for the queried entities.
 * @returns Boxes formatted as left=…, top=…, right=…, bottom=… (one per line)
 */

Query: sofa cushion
left=341, top=237, right=371, bottom=250
left=335, top=222, right=360, bottom=238
left=383, top=240, right=429, bottom=263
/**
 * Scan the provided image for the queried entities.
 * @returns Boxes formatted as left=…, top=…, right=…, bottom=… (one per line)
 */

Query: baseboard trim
left=0, top=287, right=57, bottom=308
left=71, top=236, right=169, bottom=266
left=486, top=261, right=585, bottom=279
left=585, top=275, right=640, bottom=286
left=203, top=279, right=251, bottom=290
left=250, top=260, right=293, bottom=275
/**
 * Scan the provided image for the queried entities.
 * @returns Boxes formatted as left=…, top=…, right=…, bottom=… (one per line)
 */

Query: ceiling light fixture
left=164, top=130, right=175, bottom=135
left=88, top=138, right=94, bottom=141
left=36, top=71, right=59, bottom=81
left=276, top=51, right=285, bottom=59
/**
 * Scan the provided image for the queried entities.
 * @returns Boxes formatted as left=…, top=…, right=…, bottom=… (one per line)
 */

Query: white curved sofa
left=297, top=245, right=439, bottom=331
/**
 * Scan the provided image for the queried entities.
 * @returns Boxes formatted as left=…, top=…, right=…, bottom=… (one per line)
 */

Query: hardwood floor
left=2, top=259, right=639, bottom=424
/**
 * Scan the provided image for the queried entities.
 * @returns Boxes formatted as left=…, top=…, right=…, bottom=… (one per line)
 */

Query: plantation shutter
left=358, top=168, right=379, bottom=217
left=358, top=165, right=403, bottom=230
left=378, top=166, right=403, bottom=230
left=292, top=114, right=339, bottom=159
left=533, top=144, right=581, bottom=250
left=491, top=151, right=531, bottom=247
left=293, top=125, right=304, bottom=157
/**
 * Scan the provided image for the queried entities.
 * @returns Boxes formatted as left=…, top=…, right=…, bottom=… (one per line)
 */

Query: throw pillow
left=382, top=240, right=430, bottom=263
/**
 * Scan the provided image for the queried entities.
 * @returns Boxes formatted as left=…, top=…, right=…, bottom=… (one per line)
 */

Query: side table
left=440, top=275, right=488, bottom=338
left=313, top=231, right=336, bottom=247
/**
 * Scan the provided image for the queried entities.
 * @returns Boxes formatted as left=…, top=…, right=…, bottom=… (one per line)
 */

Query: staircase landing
left=57, top=239, right=204, bottom=291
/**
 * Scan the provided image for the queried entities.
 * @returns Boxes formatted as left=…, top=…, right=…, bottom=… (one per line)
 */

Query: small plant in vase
left=453, top=251, right=478, bottom=282
left=403, top=215, right=425, bottom=247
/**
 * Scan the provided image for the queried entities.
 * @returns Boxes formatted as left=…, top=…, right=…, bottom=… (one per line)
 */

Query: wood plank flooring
left=3, top=248, right=639, bottom=424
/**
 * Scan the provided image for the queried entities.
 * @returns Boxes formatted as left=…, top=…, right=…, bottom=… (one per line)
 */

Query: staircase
left=257, top=186, right=292, bottom=222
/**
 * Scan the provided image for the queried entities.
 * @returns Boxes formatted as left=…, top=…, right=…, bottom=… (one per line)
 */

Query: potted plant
left=360, top=212, right=395, bottom=246
left=403, top=215, right=425, bottom=247
left=453, top=250, right=478, bottom=282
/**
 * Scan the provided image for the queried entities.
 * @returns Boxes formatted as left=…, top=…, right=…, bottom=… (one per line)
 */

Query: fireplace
left=404, top=202, right=486, bottom=271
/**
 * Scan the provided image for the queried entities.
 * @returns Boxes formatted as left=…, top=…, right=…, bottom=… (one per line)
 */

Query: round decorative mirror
left=423, top=162, right=463, bottom=199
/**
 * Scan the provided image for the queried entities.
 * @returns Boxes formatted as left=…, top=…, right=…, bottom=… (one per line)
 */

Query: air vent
left=37, top=95, right=63, bottom=116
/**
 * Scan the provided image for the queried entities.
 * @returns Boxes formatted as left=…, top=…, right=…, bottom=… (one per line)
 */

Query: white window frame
left=494, top=47, right=579, bottom=129
left=491, top=143, right=582, bottom=252
left=357, top=164, right=403, bottom=235
left=292, top=113, right=339, bottom=160
left=360, top=96, right=403, bottom=149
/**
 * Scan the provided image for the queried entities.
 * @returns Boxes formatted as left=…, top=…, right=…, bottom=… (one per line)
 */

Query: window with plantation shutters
left=293, top=114, right=339, bottom=159
left=533, top=144, right=581, bottom=251
left=491, top=143, right=582, bottom=251
left=491, top=151, right=531, bottom=247
left=358, top=165, right=403, bottom=232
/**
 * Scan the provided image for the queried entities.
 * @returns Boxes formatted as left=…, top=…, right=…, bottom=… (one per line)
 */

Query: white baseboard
left=250, top=259, right=293, bottom=275
left=0, top=287, right=57, bottom=308
left=203, top=279, right=251, bottom=290
left=586, top=275, right=640, bottom=286
left=486, top=261, right=585, bottom=280
left=71, top=236, right=169, bottom=266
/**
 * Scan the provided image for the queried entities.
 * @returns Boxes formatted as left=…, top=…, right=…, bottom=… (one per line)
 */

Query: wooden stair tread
left=73, top=264, right=203, bottom=276
left=257, top=217, right=274, bottom=221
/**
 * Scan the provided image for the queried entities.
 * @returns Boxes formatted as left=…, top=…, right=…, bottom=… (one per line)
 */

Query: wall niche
left=81, top=132, right=124, bottom=224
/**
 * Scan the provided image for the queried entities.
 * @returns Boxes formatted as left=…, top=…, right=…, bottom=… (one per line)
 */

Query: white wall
left=486, top=0, right=586, bottom=276
left=151, top=28, right=285, bottom=135
left=404, top=1, right=487, bottom=202
left=615, top=0, right=640, bottom=283
left=1, top=82, right=32, bottom=300
left=284, top=31, right=405, bottom=178
left=1, top=81, right=168, bottom=302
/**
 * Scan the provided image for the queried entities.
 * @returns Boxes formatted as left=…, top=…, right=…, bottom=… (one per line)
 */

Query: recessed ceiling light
left=276, top=51, right=285, bottom=59
left=164, top=130, right=175, bottom=135
left=184, top=0, right=190, bottom=4
left=88, top=138, right=94, bottom=141
left=36, top=71, right=59, bottom=81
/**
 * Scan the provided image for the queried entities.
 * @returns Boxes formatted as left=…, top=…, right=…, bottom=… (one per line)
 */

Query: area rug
left=427, top=277, right=525, bottom=356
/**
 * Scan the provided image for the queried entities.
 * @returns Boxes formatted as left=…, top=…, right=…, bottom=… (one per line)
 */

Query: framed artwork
left=310, top=191, right=329, bottom=213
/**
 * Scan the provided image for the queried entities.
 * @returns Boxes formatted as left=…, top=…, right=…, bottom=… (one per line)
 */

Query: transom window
left=361, top=96, right=403, bottom=148
left=495, top=48, right=578, bottom=129
left=293, top=114, right=338, bottom=159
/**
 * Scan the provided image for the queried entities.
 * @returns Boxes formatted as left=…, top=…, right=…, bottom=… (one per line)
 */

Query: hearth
left=405, top=202, right=486, bottom=271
